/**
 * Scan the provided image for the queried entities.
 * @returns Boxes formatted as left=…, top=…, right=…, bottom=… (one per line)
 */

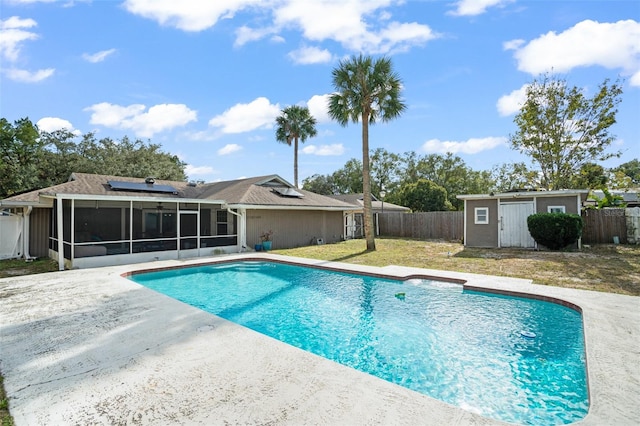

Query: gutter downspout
left=225, top=206, right=246, bottom=252
left=23, top=206, right=34, bottom=260
left=57, top=196, right=64, bottom=271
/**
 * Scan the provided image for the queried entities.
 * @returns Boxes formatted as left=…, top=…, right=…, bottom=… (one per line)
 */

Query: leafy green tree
left=73, top=134, right=186, bottom=180
left=510, top=74, right=623, bottom=190
left=329, top=54, right=406, bottom=251
left=400, top=152, right=491, bottom=210
left=396, top=179, right=451, bottom=212
left=332, top=158, right=363, bottom=194
left=301, top=174, right=336, bottom=195
left=0, top=117, right=44, bottom=197
left=39, top=128, right=85, bottom=187
left=301, top=158, right=364, bottom=195
left=571, top=162, right=608, bottom=190
left=1, top=117, right=186, bottom=199
left=611, top=159, right=640, bottom=187
left=275, top=105, right=318, bottom=188
left=370, top=148, right=402, bottom=196
left=490, top=162, right=539, bottom=192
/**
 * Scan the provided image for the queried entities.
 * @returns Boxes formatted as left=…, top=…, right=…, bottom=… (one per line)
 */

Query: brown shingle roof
left=2, top=173, right=355, bottom=210
left=326, top=193, right=410, bottom=212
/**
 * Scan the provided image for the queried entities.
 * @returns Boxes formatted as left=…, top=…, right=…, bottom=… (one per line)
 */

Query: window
left=474, top=207, right=489, bottom=224
left=216, top=210, right=228, bottom=235
left=547, top=206, right=566, bottom=213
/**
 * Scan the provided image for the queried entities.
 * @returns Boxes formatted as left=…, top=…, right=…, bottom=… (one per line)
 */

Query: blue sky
left=1, top=0, right=639, bottom=185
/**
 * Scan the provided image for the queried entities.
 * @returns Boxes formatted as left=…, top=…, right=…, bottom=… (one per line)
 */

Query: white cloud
left=208, top=97, right=280, bottom=134
left=123, top=0, right=261, bottom=32
left=307, top=94, right=332, bottom=123
left=274, top=1, right=438, bottom=54
left=496, top=84, right=528, bottom=116
left=234, top=25, right=277, bottom=47
left=301, top=143, right=345, bottom=156
left=82, top=48, right=116, bottom=63
left=218, top=143, right=243, bottom=155
left=502, top=38, right=524, bottom=51
left=448, top=0, right=513, bottom=17
left=36, top=117, right=81, bottom=135
left=1, top=16, right=56, bottom=83
left=508, top=19, right=640, bottom=86
left=422, top=136, right=507, bottom=154
left=185, top=164, right=215, bottom=176
left=0, top=16, right=38, bottom=62
left=288, top=45, right=333, bottom=64
left=4, top=68, right=54, bottom=82
left=123, top=1, right=437, bottom=55
left=85, top=102, right=197, bottom=138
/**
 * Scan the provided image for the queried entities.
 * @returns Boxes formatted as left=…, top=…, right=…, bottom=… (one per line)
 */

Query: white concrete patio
left=0, top=253, right=638, bottom=425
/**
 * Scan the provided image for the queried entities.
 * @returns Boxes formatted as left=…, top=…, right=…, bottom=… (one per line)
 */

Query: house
left=586, top=189, right=640, bottom=208
left=326, top=193, right=410, bottom=238
left=456, top=189, right=589, bottom=248
left=0, top=173, right=358, bottom=270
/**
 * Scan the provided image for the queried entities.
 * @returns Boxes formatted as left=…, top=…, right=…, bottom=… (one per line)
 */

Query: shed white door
left=499, top=202, right=535, bottom=248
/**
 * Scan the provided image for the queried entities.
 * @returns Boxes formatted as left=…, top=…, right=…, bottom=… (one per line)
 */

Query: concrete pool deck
left=0, top=253, right=638, bottom=425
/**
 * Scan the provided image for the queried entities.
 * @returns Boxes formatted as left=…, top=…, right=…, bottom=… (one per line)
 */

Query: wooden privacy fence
left=379, top=211, right=463, bottom=241
left=581, top=208, right=628, bottom=244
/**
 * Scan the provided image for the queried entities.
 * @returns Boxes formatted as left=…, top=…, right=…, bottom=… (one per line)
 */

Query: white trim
left=547, top=205, right=566, bottom=213
left=227, top=204, right=358, bottom=212
left=463, top=199, right=467, bottom=246
left=457, top=190, right=589, bottom=200
left=40, top=193, right=226, bottom=205
left=474, top=207, right=489, bottom=225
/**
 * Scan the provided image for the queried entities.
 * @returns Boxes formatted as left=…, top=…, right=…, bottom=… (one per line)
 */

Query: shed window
left=474, top=207, right=489, bottom=224
left=547, top=206, right=566, bottom=213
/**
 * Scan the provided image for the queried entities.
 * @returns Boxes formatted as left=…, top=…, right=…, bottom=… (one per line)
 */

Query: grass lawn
left=275, top=238, right=640, bottom=296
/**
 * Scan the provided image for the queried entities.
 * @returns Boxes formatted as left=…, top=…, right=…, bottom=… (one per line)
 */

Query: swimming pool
left=130, top=260, right=588, bottom=425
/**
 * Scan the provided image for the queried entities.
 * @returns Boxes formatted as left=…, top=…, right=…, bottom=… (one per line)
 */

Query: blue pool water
left=130, top=261, right=589, bottom=425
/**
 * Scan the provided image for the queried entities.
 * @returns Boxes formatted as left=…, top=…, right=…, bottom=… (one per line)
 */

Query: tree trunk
left=294, top=136, right=299, bottom=188
left=361, top=113, right=376, bottom=251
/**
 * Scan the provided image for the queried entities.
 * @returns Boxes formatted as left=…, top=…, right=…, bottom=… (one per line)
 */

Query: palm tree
left=275, top=105, right=318, bottom=188
left=328, top=54, right=406, bottom=251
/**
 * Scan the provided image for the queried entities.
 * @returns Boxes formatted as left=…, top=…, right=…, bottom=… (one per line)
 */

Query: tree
left=370, top=148, right=401, bottom=196
left=510, top=74, right=623, bottom=190
left=275, top=105, right=317, bottom=188
left=571, top=162, right=608, bottom=190
left=301, top=174, right=336, bottom=195
left=611, top=159, right=640, bottom=187
left=0, top=117, right=187, bottom=198
left=490, top=162, right=539, bottom=192
left=396, top=179, right=451, bottom=212
left=0, top=117, right=44, bottom=197
left=400, top=152, right=493, bottom=209
left=329, top=54, right=406, bottom=251
left=332, top=158, right=363, bottom=194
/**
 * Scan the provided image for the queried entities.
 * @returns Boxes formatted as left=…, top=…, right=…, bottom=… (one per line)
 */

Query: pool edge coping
left=119, top=252, right=639, bottom=425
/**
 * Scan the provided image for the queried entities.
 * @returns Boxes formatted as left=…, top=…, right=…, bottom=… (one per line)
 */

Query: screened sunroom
left=47, top=195, right=242, bottom=269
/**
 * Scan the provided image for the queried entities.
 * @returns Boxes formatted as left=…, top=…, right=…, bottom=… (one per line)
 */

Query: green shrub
left=527, top=213, right=584, bottom=250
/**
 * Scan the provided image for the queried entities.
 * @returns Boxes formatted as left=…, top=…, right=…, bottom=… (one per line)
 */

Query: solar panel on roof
left=108, top=180, right=178, bottom=194
left=273, top=187, right=304, bottom=198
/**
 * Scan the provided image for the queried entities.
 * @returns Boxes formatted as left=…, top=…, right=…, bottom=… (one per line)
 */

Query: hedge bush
left=527, top=213, right=584, bottom=250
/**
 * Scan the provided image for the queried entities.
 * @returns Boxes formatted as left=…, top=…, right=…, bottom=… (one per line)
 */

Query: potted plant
left=260, top=230, right=273, bottom=251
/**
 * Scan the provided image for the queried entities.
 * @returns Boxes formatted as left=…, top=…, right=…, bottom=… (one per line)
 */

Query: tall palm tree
left=328, top=54, right=406, bottom=251
left=275, top=105, right=318, bottom=188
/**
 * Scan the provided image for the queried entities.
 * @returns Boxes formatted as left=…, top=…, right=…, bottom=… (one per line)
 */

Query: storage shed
left=457, top=190, right=589, bottom=248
